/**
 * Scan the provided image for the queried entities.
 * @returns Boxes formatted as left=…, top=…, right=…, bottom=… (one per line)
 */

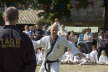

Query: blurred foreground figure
left=0, top=7, right=36, bottom=72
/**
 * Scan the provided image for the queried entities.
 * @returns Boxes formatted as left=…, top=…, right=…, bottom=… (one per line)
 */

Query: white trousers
left=39, top=61, right=60, bottom=72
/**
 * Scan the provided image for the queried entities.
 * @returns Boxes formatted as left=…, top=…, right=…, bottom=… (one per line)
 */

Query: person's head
left=34, top=24, right=39, bottom=30
left=3, top=7, right=19, bottom=25
left=98, top=29, right=104, bottom=34
left=34, top=23, right=42, bottom=30
left=92, top=45, right=96, bottom=51
left=29, top=26, right=34, bottom=31
left=24, top=25, right=29, bottom=31
left=85, top=29, right=89, bottom=33
left=88, top=28, right=91, bottom=33
left=50, top=23, right=58, bottom=37
left=42, top=25, right=48, bottom=30
left=70, top=31, right=75, bottom=36
left=82, top=29, right=86, bottom=34
left=54, top=18, right=59, bottom=22
left=101, top=50, right=107, bottom=56
left=61, top=24, right=65, bottom=30
left=86, top=28, right=91, bottom=33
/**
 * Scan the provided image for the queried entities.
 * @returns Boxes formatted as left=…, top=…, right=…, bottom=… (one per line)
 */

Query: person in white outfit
left=36, top=48, right=43, bottom=65
left=98, top=50, right=108, bottom=65
left=61, top=50, right=69, bottom=64
left=73, top=55, right=81, bottom=64
left=58, top=25, right=67, bottom=38
left=53, top=18, right=61, bottom=31
left=89, top=45, right=98, bottom=64
left=61, top=49, right=74, bottom=64
left=33, top=23, right=83, bottom=72
left=23, top=25, right=30, bottom=36
left=80, top=46, right=98, bottom=65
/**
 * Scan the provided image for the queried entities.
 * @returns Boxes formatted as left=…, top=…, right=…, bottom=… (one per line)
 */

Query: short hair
left=4, top=7, right=19, bottom=22
left=50, top=23, right=59, bottom=31
left=54, top=18, right=59, bottom=22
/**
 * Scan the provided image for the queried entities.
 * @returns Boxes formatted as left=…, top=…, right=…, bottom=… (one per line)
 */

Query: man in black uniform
left=0, top=7, right=36, bottom=72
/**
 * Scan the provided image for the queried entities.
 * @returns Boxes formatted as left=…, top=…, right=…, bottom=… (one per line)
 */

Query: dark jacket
left=0, top=25, right=36, bottom=72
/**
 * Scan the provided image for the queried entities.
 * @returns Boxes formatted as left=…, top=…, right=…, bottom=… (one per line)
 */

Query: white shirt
left=33, top=36, right=80, bottom=61
left=53, top=22, right=61, bottom=31
left=83, top=32, right=93, bottom=42
left=89, top=50, right=98, bottom=63
left=98, top=55, right=108, bottom=64
left=58, top=30, right=67, bottom=37
left=23, top=30, right=30, bottom=36
left=63, top=51, right=73, bottom=61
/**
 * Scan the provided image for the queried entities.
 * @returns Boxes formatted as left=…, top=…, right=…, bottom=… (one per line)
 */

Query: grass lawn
left=36, top=64, right=108, bottom=72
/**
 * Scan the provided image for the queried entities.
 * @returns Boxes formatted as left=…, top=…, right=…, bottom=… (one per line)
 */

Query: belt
left=44, top=59, right=59, bottom=72
left=46, top=59, right=59, bottom=63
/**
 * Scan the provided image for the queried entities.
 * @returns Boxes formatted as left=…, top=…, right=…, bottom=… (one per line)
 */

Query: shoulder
left=0, top=26, right=22, bottom=38
left=40, top=36, right=50, bottom=41
left=99, top=55, right=103, bottom=58
left=57, top=36, right=69, bottom=44
left=42, top=36, right=49, bottom=39
left=58, top=36, right=67, bottom=41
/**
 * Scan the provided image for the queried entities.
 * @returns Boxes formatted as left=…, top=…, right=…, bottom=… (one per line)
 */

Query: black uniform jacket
left=0, top=25, right=36, bottom=72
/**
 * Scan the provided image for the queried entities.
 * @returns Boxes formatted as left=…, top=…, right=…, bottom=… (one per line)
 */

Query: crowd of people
left=22, top=18, right=108, bottom=65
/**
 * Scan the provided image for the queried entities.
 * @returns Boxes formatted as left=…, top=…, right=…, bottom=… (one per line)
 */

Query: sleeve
left=57, top=31, right=61, bottom=36
left=22, top=34, right=36, bottom=72
left=77, top=36, right=81, bottom=45
left=63, top=38, right=81, bottom=56
left=32, top=37, right=46, bottom=50
left=32, top=39, right=43, bottom=49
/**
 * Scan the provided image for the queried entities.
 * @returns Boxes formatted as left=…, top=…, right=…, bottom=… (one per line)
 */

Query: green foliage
left=1, top=0, right=89, bottom=24
left=35, top=0, right=72, bottom=24
left=39, top=12, right=55, bottom=24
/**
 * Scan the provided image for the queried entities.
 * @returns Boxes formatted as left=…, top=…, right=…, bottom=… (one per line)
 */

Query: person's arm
left=57, top=31, right=61, bottom=36
left=32, top=37, right=45, bottom=50
left=22, top=34, right=36, bottom=72
left=63, top=38, right=81, bottom=56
